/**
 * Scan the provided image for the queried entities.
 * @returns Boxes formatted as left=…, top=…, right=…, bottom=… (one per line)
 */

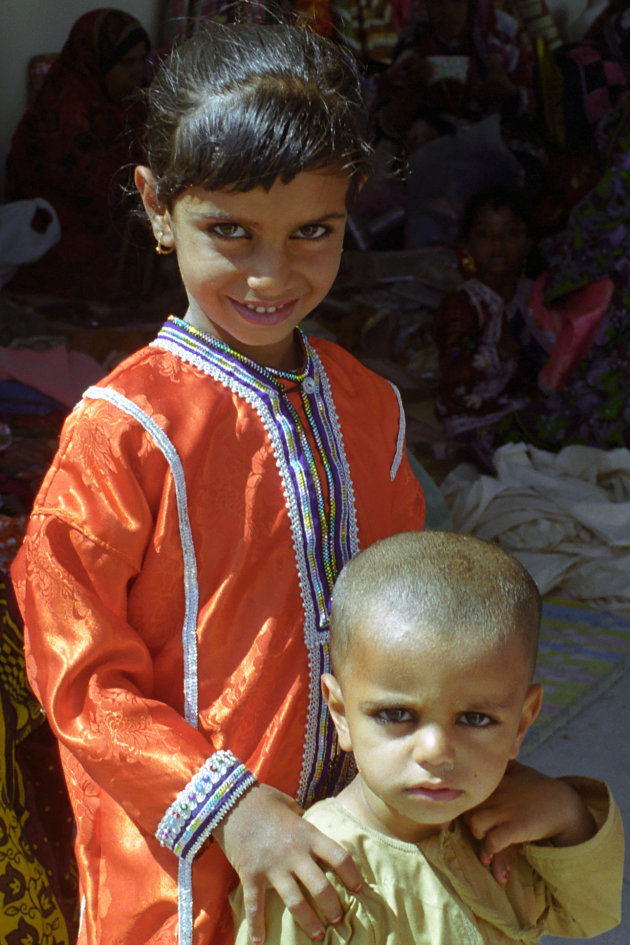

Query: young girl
left=10, top=22, right=425, bottom=945
left=432, top=186, right=548, bottom=470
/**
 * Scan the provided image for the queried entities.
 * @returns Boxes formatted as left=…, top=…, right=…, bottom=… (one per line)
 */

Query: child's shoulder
left=86, top=326, right=222, bottom=410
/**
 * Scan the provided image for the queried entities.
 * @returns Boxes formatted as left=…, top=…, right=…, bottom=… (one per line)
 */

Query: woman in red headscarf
left=5, top=8, right=150, bottom=299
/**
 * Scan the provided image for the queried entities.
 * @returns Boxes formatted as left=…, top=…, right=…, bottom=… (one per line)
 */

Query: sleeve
left=521, top=778, right=624, bottom=938
left=11, top=397, right=255, bottom=864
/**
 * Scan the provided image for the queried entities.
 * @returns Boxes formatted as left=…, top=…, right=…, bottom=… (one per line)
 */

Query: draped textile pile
left=441, top=442, right=630, bottom=614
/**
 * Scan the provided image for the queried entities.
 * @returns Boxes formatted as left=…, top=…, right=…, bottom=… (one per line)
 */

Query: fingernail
left=331, top=914, right=343, bottom=925
left=311, top=931, right=324, bottom=941
left=352, top=882, right=363, bottom=893
left=501, top=866, right=511, bottom=884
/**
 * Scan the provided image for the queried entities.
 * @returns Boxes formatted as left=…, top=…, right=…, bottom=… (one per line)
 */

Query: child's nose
left=247, top=243, right=291, bottom=294
left=413, top=723, right=455, bottom=769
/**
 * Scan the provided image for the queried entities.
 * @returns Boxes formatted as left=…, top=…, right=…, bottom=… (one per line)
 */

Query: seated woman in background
left=432, top=186, right=549, bottom=471
left=356, top=0, right=535, bottom=250
left=4, top=8, right=150, bottom=299
left=375, top=0, right=532, bottom=148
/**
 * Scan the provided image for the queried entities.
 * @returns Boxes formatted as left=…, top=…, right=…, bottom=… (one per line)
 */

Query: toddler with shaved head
left=233, top=531, right=623, bottom=945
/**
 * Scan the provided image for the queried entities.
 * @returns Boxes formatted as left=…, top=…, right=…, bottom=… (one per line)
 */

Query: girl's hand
left=214, top=783, right=362, bottom=944
left=465, top=760, right=597, bottom=880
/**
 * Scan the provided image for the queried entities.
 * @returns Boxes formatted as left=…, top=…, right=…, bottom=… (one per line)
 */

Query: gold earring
left=459, top=248, right=477, bottom=276
left=155, top=239, right=174, bottom=256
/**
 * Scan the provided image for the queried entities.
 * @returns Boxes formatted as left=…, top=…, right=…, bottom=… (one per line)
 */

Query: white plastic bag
left=0, top=198, right=61, bottom=287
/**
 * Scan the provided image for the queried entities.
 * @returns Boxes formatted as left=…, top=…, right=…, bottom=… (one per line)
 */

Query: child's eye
left=377, top=708, right=414, bottom=724
left=459, top=712, right=493, bottom=728
left=209, top=222, right=248, bottom=239
left=293, top=223, right=330, bottom=240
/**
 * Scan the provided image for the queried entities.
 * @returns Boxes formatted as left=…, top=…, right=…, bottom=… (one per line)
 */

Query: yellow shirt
left=232, top=778, right=623, bottom=944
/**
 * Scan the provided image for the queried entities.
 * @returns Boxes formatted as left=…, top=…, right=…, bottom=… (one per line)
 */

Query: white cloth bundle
left=441, top=442, right=630, bottom=613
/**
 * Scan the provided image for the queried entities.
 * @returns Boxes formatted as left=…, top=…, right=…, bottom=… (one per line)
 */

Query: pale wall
left=1, top=0, right=160, bottom=195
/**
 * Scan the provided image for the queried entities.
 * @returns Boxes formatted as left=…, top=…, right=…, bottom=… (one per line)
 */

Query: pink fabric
left=531, top=274, right=615, bottom=391
left=0, top=346, right=105, bottom=408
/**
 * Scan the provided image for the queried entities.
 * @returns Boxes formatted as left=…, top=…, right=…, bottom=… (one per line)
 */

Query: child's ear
left=321, top=673, right=353, bottom=753
left=510, top=683, right=543, bottom=758
left=134, top=165, right=175, bottom=251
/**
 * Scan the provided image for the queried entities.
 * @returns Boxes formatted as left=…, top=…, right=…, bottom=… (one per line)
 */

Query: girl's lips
left=406, top=785, right=463, bottom=802
left=229, top=297, right=298, bottom=326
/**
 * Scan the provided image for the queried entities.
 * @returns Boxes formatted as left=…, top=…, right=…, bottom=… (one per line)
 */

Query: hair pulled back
left=144, top=23, right=372, bottom=208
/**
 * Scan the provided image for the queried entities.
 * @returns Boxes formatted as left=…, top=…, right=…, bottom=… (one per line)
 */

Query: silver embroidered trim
left=153, top=337, right=355, bottom=807
left=388, top=381, right=406, bottom=481
left=83, top=386, right=200, bottom=726
left=179, top=860, right=193, bottom=945
left=157, top=750, right=256, bottom=858
left=83, top=385, right=200, bottom=945
left=311, top=350, right=359, bottom=554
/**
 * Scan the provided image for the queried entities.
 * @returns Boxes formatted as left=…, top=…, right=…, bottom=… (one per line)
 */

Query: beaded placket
left=153, top=317, right=360, bottom=807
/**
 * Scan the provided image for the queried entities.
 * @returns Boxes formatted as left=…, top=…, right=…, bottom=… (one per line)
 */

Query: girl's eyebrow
left=190, top=207, right=348, bottom=226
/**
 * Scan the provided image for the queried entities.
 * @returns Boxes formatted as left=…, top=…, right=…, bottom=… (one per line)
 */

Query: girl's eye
left=459, top=712, right=493, bottom=728
left=378, top=708, right=413, bottom=724
left=209, top=222, right=248, bottom=239
left=293, top=223, right=330, bottom=240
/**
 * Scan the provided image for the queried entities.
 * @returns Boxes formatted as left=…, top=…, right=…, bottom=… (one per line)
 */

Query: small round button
left=302, top=377, right=317, bottom=394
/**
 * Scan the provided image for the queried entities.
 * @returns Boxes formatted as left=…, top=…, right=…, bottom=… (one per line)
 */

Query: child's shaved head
left=330, top=531, right=541, bottom=682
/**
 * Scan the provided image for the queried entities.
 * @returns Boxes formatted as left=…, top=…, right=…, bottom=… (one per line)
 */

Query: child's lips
left=229, top=297, right=298, bottom=325
left=406, top=783, right=463, bottom=802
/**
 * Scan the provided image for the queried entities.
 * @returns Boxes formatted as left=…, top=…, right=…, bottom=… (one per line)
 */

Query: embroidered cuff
left=156, top=750, right=257, bottom=861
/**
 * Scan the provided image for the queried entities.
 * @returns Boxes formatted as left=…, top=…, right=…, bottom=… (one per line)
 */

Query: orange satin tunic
left=12, top=320, right=425, bottom=944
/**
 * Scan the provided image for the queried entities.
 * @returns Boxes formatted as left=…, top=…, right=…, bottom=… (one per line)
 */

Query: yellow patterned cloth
left=0, top=575, right=70, bottom=944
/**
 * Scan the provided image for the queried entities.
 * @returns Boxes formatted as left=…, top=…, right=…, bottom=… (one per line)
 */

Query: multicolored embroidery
left=156, top=751, right=256, bottom=860
left=154, top=317, right=359, bottom=806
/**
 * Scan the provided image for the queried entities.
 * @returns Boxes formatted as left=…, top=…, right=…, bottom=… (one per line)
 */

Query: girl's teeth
left=246, top=303, right=279, bottom=313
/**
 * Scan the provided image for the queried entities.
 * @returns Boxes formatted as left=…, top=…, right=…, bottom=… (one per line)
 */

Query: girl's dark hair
left=459, top=185, right=532, bottom=241
left=143, top=23, right=372, bottom=208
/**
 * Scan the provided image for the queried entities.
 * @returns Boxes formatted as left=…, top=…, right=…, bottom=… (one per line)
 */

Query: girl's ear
left=134, top=165, right=175, bottom=251
left=510, top=683, right=543, bottom=759
left=321, top=673, right=353, bottom=753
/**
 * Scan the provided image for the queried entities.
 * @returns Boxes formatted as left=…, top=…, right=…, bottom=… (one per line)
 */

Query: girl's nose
left=247, top=243, right=291, bottom=295
left=413, top=723, right=455, bottom=769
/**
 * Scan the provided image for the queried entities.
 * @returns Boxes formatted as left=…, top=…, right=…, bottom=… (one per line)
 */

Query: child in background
left=233, top=530, right=623, bottom=943
left=432, top=186, right=549, bottom=471
left=10, top=24, right=425, bottom=945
